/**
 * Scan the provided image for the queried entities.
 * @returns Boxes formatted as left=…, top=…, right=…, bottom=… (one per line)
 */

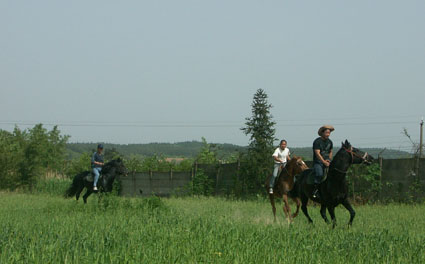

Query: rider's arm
left=92, top=153, right=104, bottom=166
left=272, top=149, right=284, bottom=163
left=314, top=149, right=327, bottom=164
left=328, top=150, right=333, bottom=161
left=273, top=156, right=282, bottom=163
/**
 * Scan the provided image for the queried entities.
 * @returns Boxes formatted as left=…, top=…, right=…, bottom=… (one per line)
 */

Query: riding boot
left=312, top=184, right=321, bottom=199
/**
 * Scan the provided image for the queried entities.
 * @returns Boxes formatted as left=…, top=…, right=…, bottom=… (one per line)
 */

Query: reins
left=331, top=147, right=369, bottom=174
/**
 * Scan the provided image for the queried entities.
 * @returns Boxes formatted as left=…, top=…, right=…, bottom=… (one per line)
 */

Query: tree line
left=0, top=89, right=412, bottom=194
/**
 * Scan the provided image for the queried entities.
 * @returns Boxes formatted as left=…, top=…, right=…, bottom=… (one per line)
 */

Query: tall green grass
left=33, top=178, right=72, bottom=196
left=0, top=193, right=424, bottom=263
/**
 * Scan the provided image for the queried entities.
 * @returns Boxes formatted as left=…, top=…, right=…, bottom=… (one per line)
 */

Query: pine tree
left=241, top=89, right=276, bottom=192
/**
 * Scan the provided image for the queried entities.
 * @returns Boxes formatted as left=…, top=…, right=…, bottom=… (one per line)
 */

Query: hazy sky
left=1, top=1, right=424, bottom=151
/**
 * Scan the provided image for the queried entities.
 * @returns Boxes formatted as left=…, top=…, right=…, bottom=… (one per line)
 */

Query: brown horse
left=265, top=156, right=309, bottom=223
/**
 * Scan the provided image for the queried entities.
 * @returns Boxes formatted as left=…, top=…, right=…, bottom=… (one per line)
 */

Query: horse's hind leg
left=301, top=194, right=313, bottom=224
left=83, top=189, right=93, bottom=204
left=291, top=197, right=300, bottom=218
left=320, top=204, right=329, bottom=223
left=342, top=199, right=356, bottom=226
left=75, top=185, right=84, bottom=201
left=282, top=194, right=292, bottom=224
left=269, top=194, right=277, bottom=222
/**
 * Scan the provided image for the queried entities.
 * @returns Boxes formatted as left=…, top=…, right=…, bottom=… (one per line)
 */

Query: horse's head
left=113, top=157, right=128, bottom=176
left=102, top=158, right=128, bottom=192
left=341, top=140, right=374, bottom=165
left=288, top=155, right=309, bottom=175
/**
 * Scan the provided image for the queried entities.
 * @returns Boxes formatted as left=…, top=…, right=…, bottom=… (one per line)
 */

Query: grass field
left=0, top=192, right=424, bottom=263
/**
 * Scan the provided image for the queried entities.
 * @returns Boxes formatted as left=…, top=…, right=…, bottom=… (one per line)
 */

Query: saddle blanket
left=295, top=168, right=328, bottom=185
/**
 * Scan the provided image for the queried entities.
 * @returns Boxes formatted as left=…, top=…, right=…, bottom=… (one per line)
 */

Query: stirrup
left=312, top=188, right=320, bottom=199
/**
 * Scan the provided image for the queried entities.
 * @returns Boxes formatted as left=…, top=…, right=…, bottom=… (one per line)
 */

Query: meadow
left=0, top=192, right=424, bottom=263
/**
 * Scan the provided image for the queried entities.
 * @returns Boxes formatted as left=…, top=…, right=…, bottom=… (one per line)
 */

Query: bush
left=186, top=169, right=215, bottom=196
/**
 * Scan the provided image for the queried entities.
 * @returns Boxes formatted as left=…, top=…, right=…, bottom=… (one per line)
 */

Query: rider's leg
left=313, top=163, right=324, bottom=184
left=312, top=163, right=324, bottom=198
left=93, top=167, right=101, bottom=189
left=269, top=163, right=281, bottom=193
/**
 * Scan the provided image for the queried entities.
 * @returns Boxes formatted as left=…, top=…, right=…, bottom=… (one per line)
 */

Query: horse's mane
left=330, top=141, right=352, bottom=167
left=288, top=155, right=299, bottom=164
left=102, top=158, right=122, bottom=172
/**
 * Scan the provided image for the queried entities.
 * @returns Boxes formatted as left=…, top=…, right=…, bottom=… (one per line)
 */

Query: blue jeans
left=313, top=163, right=324, bottom=184
left=270, top=163, right=286, bottom=188
left=92, top=167, right=102, bottom=187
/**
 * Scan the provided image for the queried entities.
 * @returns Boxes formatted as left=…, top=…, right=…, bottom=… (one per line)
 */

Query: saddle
left=295, top=168, right=329, bottom=185
left=85, top=172, right=103, bottom=184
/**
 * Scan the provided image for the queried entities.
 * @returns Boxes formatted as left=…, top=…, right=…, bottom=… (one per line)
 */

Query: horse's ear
left=345, top=140, right=351, bottom=147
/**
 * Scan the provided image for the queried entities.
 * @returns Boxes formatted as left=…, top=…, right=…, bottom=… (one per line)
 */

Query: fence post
left=193, top=162, right=198, bottom=195
left=379, top=156, right=383, bottom=199
left=352, top=169, right=355, bottom=200
left=149, top=169, right=153, bottom=195
left=215, top=164, right=221, bottom=195
left=170, top=167, right=173, bottom=191
left=132, top=171, right=136, bottom=196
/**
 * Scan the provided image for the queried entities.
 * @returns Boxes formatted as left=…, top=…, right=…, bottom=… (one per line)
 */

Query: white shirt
left=272, top=147, right=290, bottom=164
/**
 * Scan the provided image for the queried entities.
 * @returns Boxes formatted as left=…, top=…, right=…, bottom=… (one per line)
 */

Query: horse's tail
left=65, top=171, right=87, bottom=198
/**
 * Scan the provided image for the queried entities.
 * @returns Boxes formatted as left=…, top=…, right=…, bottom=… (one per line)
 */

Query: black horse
left=295, top=140, right=374, bottom=228
left=65, top=158, right=128, bottom=203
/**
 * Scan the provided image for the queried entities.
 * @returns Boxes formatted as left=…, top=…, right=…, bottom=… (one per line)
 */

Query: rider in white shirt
left=269, top=140, right=291, bottom=194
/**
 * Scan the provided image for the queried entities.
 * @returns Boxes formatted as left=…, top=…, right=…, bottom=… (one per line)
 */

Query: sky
left=1, top=0, right=424, bottom=151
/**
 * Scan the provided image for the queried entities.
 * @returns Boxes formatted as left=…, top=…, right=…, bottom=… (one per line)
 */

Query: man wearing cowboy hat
left=312, top=125, right=334, bottom=198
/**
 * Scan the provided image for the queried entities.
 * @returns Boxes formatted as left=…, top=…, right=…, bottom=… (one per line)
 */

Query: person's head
left=279, top=140, right=287, bottom=149
left=321, top=129, right=331, bottom=140
left=97, top=144, right=104, bottom=153
left=318, top=125, right=334, bottom=140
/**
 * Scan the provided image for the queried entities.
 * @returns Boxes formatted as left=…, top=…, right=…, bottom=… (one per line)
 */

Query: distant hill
left=66, top=142, right=412, bottom=160
left=289, top=147, right=412, bottom=160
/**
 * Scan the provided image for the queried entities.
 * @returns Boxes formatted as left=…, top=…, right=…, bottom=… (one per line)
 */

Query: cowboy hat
left=318, top=125, right=335, bottom=136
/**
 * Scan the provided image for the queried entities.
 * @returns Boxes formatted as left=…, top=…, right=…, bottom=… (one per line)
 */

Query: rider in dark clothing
left=312, top=125, right=334, bottom=199
left=91, top=144, right=104, bottom=191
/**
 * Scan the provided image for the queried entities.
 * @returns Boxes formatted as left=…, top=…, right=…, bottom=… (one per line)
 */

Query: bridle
left=344, top=146, right=370, bottom=164
left=332, top=146, right=370, bottom=174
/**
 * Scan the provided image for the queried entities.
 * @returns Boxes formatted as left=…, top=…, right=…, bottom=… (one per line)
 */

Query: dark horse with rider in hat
left=293, top=140, right=374, bottom=228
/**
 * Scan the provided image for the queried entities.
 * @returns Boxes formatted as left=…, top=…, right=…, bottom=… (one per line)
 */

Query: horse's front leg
left=291, top=197, right=300, bottom=218
left=342, top=199, right=356, bottom=226
left=300, top=193, right=313, bottom=224
left=320, top=204, right=329, bottom=223
left=327, top=205, right=337, bottom=228
left=282, top=194, right=291, bottom=224
left=269, top=194, right=277, bottom=222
